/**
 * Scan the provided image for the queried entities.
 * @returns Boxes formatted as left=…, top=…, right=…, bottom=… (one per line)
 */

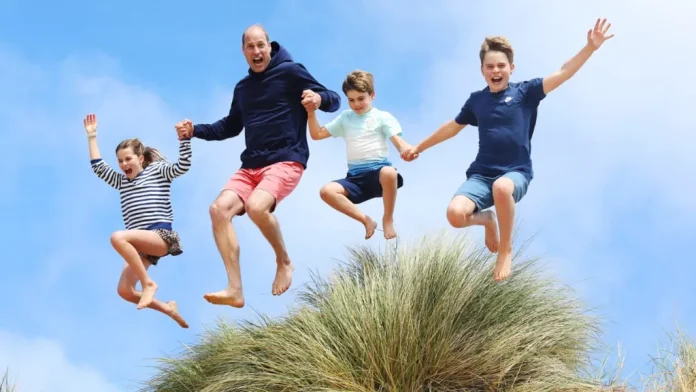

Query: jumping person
left=175, top=24, right=341, bottom=307
left=85, top=113, right=192, bottom=328
left=307, top=70, right=411, bottom=240
left=402, top=18, right=614, bottom=281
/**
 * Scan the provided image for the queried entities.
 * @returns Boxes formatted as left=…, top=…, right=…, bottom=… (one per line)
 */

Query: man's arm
left=292, top=64, right=341, bottom=112
left=542, top=18, right=614, bottom=95
left=191, top=95, right=244, bottom=141
left=307, top=111, right=332, bottom=141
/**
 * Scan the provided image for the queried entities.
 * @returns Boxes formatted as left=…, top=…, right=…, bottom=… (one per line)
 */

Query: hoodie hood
left=248, top=41, right=293, bottom=75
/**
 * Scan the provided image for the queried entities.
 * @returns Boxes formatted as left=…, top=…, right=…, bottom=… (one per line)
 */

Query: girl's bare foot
left=482, top=210, right=500, bottom=253
left=364, top=217, right=378, bottom=239
left=203, top=288, right=245, bottom=308
left=382, top=217, right=397, bottom=240
left=166, top=301, right=189, bottom=328
left=272, top=259, right=294, bottom=296
left=137, top=281, right=158, bottom=310
left=493, top=251, right=513, bottom=281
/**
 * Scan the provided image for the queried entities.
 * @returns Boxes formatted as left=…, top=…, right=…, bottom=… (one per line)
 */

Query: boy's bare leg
left=116, top=261, right=189, bottom=328
left=446, top=196, right=499, bottom=253
left=491, top=178, right=516, bottom=281
left=320, top=182, right=378, bottom=239
left=205, top=190, right=246, bottom=307
left=379, top=167, right=399, bottom=240
left=245, top=189, right=295, bottom=296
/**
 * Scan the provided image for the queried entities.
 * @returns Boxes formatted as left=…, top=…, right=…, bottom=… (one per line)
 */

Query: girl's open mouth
left=125, top=168, right=133, bottom=176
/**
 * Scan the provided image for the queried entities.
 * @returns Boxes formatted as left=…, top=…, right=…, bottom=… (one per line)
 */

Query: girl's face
left=116, top=147, right=144, bottom=179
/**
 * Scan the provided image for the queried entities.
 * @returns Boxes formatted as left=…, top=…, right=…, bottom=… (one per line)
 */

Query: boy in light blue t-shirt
left=306, top=70, right=412, bottom=240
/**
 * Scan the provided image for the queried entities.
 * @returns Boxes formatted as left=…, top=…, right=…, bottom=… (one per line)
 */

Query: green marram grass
left=143, top=233, right=616, bottom=391
left=1, top=369, right=16, bottom=392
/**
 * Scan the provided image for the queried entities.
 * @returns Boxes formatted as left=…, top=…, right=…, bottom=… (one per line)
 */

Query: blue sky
left=1, top=0, right=695, bottom=390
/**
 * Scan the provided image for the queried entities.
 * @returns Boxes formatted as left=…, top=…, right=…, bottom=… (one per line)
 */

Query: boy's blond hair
left=479, top=36, right=514, bottom=64
left=342, top=70, right=375, bottom=95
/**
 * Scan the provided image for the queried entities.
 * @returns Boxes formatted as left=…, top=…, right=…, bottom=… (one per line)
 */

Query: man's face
left=243, top=29, right=272, bottom=73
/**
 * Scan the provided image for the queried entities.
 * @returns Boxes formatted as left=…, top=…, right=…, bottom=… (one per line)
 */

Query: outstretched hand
left=587, top=18, right=614, bottom=50
left=301, top=89, right=321, bottom=112
left=175, top=119, right=193, bottom=140
left=84, top=113, right=98, bottom=136
left=400, top=146, right=420, bottom=162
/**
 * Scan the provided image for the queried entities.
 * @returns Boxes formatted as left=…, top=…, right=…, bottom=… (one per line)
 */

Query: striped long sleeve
left=157, top=139, right=192, bottom=181
left=91, top=159, right=123, bottom=190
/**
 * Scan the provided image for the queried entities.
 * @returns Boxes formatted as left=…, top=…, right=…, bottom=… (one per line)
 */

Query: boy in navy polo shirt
left=402, top=18, right=614, bottom=281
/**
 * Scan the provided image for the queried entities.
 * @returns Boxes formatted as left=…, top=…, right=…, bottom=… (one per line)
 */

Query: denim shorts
left=453, top=171, right=530, bottom=212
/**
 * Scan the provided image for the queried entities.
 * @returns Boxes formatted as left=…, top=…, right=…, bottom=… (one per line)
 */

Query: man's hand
left=175, top=119, right=194, bottom=140
left=587, top=18, right=614, bottom=50
left=301, top=89, right=322, bottom=112
left=400, top=145, right=420, bottom=162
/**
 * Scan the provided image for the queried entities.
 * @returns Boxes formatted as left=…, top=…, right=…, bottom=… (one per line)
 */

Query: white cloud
left=0, top=330, right=123, bottom=392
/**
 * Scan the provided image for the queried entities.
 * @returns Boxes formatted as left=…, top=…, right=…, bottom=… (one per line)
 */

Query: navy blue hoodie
left=192, top=41, right=341, bottom=169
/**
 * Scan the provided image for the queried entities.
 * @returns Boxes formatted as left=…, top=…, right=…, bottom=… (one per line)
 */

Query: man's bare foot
left=382, top=217, right=397, bottom=240
left=137, top=281, right=158, bottom=310
left=493, top=251, right=513, bottom=281
left=272, top=259, right=294, bottom=296
left=166, top=301, right=189, bottom=328
left=203, top=288, right=245, bottom=308
left=364, top=217, right=378, bottom=239
left=482, top=210, right=500, bottom=253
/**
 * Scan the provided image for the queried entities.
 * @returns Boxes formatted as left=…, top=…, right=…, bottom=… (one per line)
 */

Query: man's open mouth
left=253, top=57, right=263, bottom=65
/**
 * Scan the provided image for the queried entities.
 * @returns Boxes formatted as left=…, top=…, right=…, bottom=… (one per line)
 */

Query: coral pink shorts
left=224, top=161, right=304, bottom=212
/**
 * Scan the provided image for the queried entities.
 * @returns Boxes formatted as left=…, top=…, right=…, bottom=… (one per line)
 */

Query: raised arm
left=293, top=63, right=341, bottom=113
left=542, top=18, right=614, bottom=95
left=157, top=138, right=192, bottom=181
left=307, top=111, right=332, bottom=141
left=83, top=113, right=122, bottom=190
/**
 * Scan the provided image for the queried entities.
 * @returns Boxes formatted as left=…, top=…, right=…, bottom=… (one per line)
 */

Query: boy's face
left=346, top=90, right=374, bottom=114
left=481, top=50, right=515, bottom=92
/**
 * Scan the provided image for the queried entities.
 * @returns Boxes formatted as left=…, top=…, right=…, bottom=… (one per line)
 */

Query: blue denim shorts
left=453, top=171, right=530, bottom=212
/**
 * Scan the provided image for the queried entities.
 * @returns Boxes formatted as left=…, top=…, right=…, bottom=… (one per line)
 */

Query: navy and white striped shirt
left=91, top=139, right=192, bottom=230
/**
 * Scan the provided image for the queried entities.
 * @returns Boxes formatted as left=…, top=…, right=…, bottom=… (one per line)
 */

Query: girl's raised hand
left=84, top=113, right=98, bottom=135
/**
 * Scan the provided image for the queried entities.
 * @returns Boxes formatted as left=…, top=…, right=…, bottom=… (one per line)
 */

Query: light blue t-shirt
left=324, top=107, right=403, bottom=175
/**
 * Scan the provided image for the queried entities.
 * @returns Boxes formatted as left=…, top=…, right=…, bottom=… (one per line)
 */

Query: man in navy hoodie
left=175, top=24, right=340, bottom=307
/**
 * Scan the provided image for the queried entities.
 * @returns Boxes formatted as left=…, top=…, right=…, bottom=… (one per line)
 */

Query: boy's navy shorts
left=334, top=166, right=404, bottom=204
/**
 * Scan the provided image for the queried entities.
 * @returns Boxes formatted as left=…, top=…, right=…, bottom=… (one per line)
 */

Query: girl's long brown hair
left=115, top=138, right=166, bottom=167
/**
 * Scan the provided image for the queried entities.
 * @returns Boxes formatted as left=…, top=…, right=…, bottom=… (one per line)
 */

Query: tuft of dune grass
left=143, top=233, right=619, bottom=391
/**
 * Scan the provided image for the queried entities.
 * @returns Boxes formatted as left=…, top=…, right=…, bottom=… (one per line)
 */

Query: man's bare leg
left=245, top=189, right=294, bottom=296
left=446, top=195, right=499, bottom=253
left=491, top=178, right=516, bottom=281
left=205, top=190, right=246, bottom=307
left=320, top=182, right=378, bottom=239
left=379, top=167, right=399, bottom=240
left=116, top=261, right=189, bottom=328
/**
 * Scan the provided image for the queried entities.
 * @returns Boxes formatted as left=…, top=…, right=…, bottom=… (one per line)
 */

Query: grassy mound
left=143, top=233, right=614, bottom=391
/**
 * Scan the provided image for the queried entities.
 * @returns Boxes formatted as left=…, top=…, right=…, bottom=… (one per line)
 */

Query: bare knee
left=446, top=198, right=476, bottom=227
left=209, top=193, right=239, bottom=226
left=117, top=284, right=137, bottom=302
left=379, top=167, right=398, bottom=184
left=245, top=198, right=270, bottom=221
left=319, top=183, right=340, bottom=202
left=110, top=231, right=127, bottom=247
left=492, top=178, right=515, bottom=200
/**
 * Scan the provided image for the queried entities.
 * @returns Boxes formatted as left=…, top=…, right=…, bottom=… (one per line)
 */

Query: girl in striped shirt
left=84, top=113, right=192, bottom=328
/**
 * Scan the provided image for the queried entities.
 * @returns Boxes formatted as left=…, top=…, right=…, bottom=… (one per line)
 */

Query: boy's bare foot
left=137, top=281, right=158, bottom=310
left=493, top=250, right=513, bottom=281
left=364, top=217, right=378, bottom=239
left=203, top=288, right=245, bottom=308
left=482, top=210, right=500, bottom=253
left=166, top=301, right=189, bottom=328
left=272, top=259, right=294, bottom=296
left=382, top=217, right=397, bottom=240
